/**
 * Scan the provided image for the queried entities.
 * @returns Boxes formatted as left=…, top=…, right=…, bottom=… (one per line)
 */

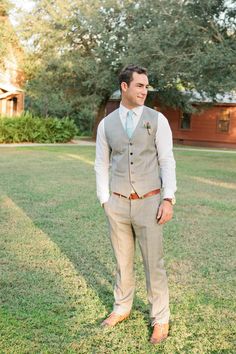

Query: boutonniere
left=143, top=121, right=152, bottom=135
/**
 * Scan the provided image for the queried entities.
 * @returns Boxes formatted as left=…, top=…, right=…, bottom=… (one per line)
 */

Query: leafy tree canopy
left=0, top=0, right=14, bottom=69
left=18, top=0, right=236, bottom=132
left=126, top=0, right=236, bottom=110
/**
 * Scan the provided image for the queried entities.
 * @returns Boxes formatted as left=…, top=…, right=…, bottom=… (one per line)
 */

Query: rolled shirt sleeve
left=155, top=112, right=177, bottom=199
left=94, top=119, right=110, bottom=205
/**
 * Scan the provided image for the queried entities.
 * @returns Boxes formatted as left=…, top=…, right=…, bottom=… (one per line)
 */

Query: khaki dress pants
left=104, top=193, right=170, bottom=326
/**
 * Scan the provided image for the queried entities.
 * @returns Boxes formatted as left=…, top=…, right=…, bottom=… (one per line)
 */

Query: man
left=95, top=64, right=177, bottom=344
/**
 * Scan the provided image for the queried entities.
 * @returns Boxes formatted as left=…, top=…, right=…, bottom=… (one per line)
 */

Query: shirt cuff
left=162, top=189, right=175, bottom=199
left=99, top=195, right=110, bottom=206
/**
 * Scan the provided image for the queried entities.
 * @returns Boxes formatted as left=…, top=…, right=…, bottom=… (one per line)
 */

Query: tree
left=19, top=0, right=138, bottom=133
left=0, top=0, right=25, bottom=88
left=125, top=0, right=236, bottom=110
left=0, top=0, right=13, bottom=69
left=18, top=0, right=236, bottom=133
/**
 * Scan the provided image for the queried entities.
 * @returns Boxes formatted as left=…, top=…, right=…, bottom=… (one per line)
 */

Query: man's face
left=121, top=72, right=149, bottom=108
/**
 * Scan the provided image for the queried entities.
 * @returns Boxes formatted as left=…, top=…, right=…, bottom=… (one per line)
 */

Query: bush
left=0, top=113, right=78, bottom=143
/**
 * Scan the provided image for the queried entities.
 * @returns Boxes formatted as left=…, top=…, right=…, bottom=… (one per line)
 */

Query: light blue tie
left=125, top=110, right=134, bottom=139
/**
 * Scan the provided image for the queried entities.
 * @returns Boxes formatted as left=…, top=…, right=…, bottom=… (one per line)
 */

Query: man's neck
left=120, top=100, right=142, bottom=110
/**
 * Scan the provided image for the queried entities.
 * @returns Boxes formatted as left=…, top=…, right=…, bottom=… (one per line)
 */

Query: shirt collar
left=119, top=103, right=144, bottom=117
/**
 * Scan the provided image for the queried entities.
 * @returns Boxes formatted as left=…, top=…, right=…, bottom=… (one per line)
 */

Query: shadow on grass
left=2, top=191, right=149, bottom=339
left=0, top=148, right=155, bottom=354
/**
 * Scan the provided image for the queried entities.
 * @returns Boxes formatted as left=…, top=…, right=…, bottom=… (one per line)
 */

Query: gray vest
left=104, top=106, right=161, bottom=197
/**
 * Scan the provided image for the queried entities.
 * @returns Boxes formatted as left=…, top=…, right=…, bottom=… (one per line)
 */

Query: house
left=106, top=90, right=236, bottom=149
left=0, top=75, right=24, bottom=116
left=0, top=11, right=25, bottom=117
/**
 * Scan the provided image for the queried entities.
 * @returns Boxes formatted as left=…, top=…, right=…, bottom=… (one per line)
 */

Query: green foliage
left=18, top=0, right=137, bottom=133
left=0, top=0, right=14, bottom=69
left=0, top=113, right=78, bottom=143
left=126, top=0, right=236, bottom=108
left=0, top=0, right=11, bottom=16
left=17, top=0, right=236, bottom=132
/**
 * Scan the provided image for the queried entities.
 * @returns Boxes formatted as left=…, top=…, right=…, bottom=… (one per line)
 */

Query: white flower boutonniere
left=143, top=121, right=152, bottom=135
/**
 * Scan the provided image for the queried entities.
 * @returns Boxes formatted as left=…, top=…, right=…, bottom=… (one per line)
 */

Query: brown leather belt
left=113, top=189, right=160, bottom=200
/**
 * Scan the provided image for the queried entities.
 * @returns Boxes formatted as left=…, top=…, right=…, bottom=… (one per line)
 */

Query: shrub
left=0, top=113, right=78, bottom=143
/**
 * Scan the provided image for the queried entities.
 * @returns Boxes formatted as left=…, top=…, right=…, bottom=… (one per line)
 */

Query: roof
left=0, top=72, right=23, bottom=92
left=184, top=90, right=236, bottom=104
left=0, top=82, right=23, bottom=93
left=110, top=89, right=121, bottom=100
left=0, top=91, right=22, bottom=99
left=109, top=89, right=236, bottom=104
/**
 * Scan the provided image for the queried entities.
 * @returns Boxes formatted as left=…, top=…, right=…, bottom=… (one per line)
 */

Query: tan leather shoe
left=150, top=323, right=169, bottom=344
left=101, top=312, right=130, bottom=327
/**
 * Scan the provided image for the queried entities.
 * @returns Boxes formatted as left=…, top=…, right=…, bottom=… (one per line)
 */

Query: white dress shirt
left=95, top=104, right=177, bottom=205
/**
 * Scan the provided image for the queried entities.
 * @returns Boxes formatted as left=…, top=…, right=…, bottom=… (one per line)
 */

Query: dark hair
left=119, top=64, right=148, bottom=88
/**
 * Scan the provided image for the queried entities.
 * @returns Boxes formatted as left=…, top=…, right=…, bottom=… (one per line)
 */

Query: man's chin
left=136, top=100, right=145, bottom=106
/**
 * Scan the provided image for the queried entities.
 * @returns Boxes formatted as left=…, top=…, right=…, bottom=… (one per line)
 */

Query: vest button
left=130, top=143, right=133, bottom=145
left=131, top=162, right=133, bottom=165
left=130, top=152, right=133, bottom=155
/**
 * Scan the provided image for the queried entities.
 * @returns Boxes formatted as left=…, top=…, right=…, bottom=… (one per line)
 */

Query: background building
left=0, top=10, right=25, bottom=117
left=106, top=90, right=236, bottom=149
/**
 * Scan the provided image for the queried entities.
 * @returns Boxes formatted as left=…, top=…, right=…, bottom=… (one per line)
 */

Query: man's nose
left=142, top=87, right=148, bottom=96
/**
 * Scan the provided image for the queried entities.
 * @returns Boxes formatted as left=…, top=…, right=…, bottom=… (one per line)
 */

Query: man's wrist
left=163, top=197, right=176, bottom=205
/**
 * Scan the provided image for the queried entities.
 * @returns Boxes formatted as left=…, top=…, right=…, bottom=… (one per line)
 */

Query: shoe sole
left=150, top=334, right=168, bottom=344
left=101, top=314, right=130, bottom=328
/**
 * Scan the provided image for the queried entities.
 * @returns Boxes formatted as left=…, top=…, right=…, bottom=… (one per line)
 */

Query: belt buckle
left=132, top=193, right=140, bottom=200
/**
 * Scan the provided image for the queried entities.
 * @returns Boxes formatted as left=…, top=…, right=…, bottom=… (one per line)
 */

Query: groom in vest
left=95, top=64, right=177, bottom=344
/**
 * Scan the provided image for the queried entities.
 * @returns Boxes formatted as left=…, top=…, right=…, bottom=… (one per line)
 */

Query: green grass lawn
left=0, top=146, right=235, bottom=353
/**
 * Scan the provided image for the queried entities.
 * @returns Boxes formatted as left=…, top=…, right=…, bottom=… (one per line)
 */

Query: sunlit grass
left=189, top=175, right=236, bottom=190
left=0, top=146, right=235, bottom=353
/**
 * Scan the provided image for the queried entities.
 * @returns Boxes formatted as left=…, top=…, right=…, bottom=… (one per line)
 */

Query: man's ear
left=121, top=82, right=128, bottom=92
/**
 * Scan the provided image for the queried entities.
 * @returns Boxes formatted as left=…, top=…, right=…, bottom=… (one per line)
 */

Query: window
left=13, top=97, right=17, bottom=115
left=180, top=112, right=191, bottom=130
left=217, top=110, right=230, bottom=133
